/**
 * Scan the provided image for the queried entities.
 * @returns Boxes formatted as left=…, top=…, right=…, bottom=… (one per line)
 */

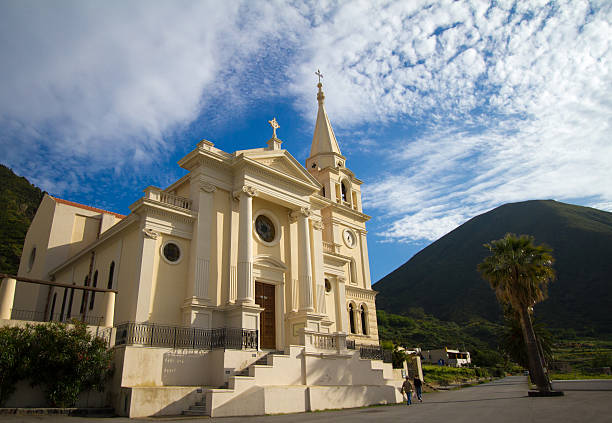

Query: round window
left=325, top=279, right=332, bottom=293
left=163, top=242, right=181, bottom=263
left=255, top=214, right=275, bottom=243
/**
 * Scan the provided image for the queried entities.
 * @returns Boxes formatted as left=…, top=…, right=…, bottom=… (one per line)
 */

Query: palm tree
left=478, top=233, right=555, bottom=392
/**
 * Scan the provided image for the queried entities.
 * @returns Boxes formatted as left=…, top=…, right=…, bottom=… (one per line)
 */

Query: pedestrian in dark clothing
left=414, top=376, right=423, bottom=402
left=401, top=376, right=413, bottom=405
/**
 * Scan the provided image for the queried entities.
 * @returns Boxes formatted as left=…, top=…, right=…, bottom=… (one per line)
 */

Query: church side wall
left=115, top=226, right=140, bottom=324
left=149, top=234, right=190, bottom=326
left=15, top=195, right=56, bottom=314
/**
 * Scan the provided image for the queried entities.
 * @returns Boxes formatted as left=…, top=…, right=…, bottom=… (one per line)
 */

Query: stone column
left=235, top=186, right=257, bottom=304
left=188, top=181, right=216, bottom=299
left=103, top=292, right=116, bottom=327
left=0, top=277, right=17, bottom=320
left=291, top=207, right=314, bottom=312
left=359, top=231, right=372, bottom=290
left=311, top=220, right=326, bottom=314
left=335, top=277, right=348, bottom=333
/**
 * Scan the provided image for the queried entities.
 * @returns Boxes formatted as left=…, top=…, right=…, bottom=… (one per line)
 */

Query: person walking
left=414, top=376, right=423, bottom=402
left=401, top=376, right=414, bottom=406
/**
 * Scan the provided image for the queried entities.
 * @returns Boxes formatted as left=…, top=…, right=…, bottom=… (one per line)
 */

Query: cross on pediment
left=268, top=117, right=280, bottom=138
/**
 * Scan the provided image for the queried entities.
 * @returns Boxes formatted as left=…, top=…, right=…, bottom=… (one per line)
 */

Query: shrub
left=28, top=321, right=113, bottom=407
left=0, top=326, right=32, bottom=406
left=0, top=321, right=112, bottom=407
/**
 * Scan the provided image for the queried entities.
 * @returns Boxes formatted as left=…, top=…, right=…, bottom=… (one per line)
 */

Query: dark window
left=349, top=304, right=356, bottom=334
left=107, top=261, right=115, bottom=289
left=49, top=293, right=57, bottom=321
left=361, top=305, right=368, bottom=335
left=80, top=275, right=89, bottom=314
left=89, top=270, right=98, bottom=310
left=67, top=286, right=75, bottom=319
left=322, top=186, right=326, bottom=198
left=163, top=243, right=181, bottom=262
left=27, top=247, right=36, bottom=272
left=60, top=288, right=68, bottom=321
left=341, top=182, right=348, bottom=202
left=255, top=215, right=275, bottom=243
left=325, top=279, right=332, bottom=293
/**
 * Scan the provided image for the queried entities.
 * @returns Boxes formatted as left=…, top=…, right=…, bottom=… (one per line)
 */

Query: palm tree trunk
left=519, top=307, right=551, bottom=391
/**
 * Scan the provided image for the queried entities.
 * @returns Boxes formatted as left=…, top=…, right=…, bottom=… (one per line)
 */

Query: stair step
left=188, top=406, right=207, bottom=411
left=183, top=410, right=208, bottom=416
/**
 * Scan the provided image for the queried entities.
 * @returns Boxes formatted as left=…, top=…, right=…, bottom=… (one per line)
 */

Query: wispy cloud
left=1, top=0, right=610, bottom=245
left=287, top=0, right=612, bottom=242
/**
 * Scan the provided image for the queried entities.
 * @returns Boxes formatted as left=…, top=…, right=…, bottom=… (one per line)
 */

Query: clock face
left=343, top=229, right=355, bottom=247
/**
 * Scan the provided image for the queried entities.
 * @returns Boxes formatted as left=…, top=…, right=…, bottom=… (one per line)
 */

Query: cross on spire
left=315, top=69, right=323, bottom=84
left=268, top=117, right=280, bottom=138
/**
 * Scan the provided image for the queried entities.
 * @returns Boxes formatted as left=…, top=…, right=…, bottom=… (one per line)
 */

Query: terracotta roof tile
left=52, top=196, right=126, bottom=219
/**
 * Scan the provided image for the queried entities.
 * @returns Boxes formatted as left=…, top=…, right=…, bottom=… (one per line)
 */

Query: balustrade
left=114, top=322, right=258, bottom=350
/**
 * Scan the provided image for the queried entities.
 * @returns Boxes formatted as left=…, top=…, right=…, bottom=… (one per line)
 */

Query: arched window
left=89, top=270, right=98, bottom=310
left=349, top=303, right=356, bottom=334
left=360, top=305, right=368, bottom=335
left=80, top=275, right=89, bottom=314
left=107, top=261, right=115, bottom=289
left=341, top=181, right=348, bottom=202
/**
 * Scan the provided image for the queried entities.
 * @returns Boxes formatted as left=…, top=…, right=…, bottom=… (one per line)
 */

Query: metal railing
left=114, top=322, right=258, bottom=350
left=347, top=339, right=356, bottom=350
left=159, top=192, right=192, bottom=210
left=10, top=309, right=103, bottom=326
left=359, top=345, right=393, bottom=363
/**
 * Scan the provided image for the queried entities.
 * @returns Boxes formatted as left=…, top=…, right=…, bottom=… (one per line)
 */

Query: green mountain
left=374, top=200, right=612, bottom=337
left=0, top=165, right=44, bottom=274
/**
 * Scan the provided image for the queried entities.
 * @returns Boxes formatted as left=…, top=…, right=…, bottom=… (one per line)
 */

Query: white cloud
left=0, top=0, right=610, bottom=244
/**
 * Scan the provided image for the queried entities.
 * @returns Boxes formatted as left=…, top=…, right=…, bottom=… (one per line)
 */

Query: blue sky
left=1, top=0, right=611, bottom=283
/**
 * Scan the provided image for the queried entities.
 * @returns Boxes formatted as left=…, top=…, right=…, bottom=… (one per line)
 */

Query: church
left=2, top=78, right=409, bottom=417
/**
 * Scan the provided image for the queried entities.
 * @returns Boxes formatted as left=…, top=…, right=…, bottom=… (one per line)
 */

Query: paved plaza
left=2, top=376, right=610, bottom=423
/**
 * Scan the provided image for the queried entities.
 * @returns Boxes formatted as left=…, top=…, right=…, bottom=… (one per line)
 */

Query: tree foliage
left=0, top=165, right=44, bottom=274
left=0, top=321, right=112, bottom=407
left=478, top=233, right=555, bottom=391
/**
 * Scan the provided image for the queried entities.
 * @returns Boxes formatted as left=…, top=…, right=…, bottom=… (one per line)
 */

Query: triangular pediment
left=243, top=150, right=321, bottom=189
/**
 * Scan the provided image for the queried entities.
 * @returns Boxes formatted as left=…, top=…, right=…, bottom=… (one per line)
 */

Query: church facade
left=4, top=80, right=406, bottom=417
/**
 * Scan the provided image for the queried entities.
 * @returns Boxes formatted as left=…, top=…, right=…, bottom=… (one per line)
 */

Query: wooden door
left=255, top=282, right=276, bottom=349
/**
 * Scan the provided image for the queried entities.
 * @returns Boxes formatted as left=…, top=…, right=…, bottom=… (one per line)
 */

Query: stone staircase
left=181, top=347, right=400, bottom=417
left=182, top=394, right=207, bottom=416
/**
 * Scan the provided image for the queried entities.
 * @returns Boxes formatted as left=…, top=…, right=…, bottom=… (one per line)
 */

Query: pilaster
left=133, top=226, right=158, bottom=322
left=311, top=220, right=326, bottom=314
left=335, top=276, right=348, bottom=333
left=235, top=185, right=257, bottom=304
left=291, top=207, right=314, bottom=312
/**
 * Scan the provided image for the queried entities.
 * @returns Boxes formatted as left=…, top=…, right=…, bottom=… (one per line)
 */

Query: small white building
left=0, top=79, right=407, bottom=417
left=422, top=347, right=471, bottom=367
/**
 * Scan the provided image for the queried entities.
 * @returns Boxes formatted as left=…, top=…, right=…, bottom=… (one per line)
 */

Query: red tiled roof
left=52, top=196, right=126, bottom=219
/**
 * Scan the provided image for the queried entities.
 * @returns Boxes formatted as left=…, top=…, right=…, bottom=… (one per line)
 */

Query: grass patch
left=422, top=365, right=487, bottom=386
left=550, top=372, right=612, bottom=380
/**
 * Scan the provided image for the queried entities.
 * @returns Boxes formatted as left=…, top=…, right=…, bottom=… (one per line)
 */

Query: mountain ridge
left=374, top=200, right=612, bottom=336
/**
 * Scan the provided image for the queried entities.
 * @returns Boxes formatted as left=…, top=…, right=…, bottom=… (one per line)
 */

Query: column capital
left=290, top=207, right=312, bottom=221
left=200, top=181, right=217, bottom=193
left=312, top=220, right=324, bottom=230
left=233, top=185, right=258, bottom=200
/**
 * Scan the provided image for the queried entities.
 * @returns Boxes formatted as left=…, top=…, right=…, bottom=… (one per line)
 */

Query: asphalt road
left=3, top=376, right=610, bottom=423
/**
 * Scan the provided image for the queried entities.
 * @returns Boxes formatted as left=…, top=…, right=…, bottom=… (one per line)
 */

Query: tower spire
left=310, top=71, right=342, bottom=160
